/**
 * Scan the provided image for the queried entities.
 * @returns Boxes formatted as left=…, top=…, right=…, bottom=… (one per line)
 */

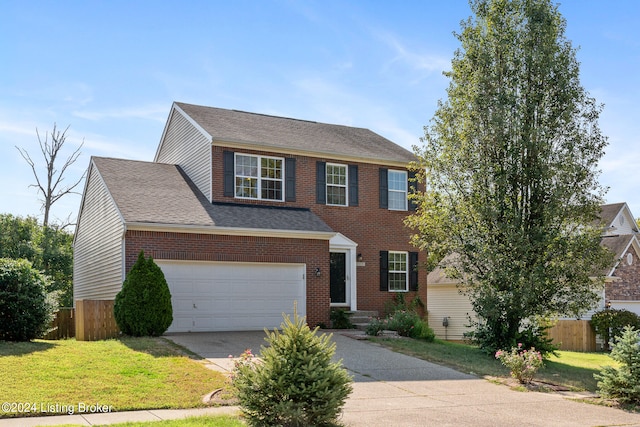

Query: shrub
left=365, top=317, right=386, bottom=336
left=595, top=325, right=640, bottom=404
left=591, top=309, right=640, bottom=350
left=114, top=251, right=173, bottom=337
left=232, top=311, right=352, bottom=427
left=0, top=258, right=56, bottom=341
left=386, top=310, right=420, bottom=337
left=329, top=308, right=353, bottom=329
left=410, top=318, right=436, bottom=341
left=495, top=343, right=544, bottom=384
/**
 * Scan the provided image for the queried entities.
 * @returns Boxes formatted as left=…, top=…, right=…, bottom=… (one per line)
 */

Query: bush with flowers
left=495, top=343, right=544, bottom=384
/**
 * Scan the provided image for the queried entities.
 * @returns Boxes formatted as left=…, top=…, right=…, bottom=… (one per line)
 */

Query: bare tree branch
left=15, top=123, right=86, bottom=227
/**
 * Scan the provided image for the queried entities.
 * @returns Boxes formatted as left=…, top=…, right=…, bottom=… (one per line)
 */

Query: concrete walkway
left=3, top=330, right=640, bottom=426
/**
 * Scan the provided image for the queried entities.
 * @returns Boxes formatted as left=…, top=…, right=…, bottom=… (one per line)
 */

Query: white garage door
left=157, top=261, right=306, bottom=333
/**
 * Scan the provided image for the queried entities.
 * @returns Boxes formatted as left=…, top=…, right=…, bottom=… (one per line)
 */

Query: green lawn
left=0, top=337, right=229, bottom=417
left=375, top=338, right=618, bottom=392
left=58, top=415, right=245, bottom=427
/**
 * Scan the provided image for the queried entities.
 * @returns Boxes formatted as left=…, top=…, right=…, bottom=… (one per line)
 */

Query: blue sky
left=1, top=0, right=639, bottom=226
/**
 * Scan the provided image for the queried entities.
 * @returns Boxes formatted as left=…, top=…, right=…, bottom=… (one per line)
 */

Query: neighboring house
left=427, top=202, right=640, bottom=341
left=74, top=102, right=425, bottom=332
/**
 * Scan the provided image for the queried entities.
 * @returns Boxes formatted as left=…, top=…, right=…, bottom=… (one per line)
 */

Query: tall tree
left=0, top=214, right=73, bottom=307
left=407, top=0, right=614, bottom=352
left=16, top=123, right=85, bottom=228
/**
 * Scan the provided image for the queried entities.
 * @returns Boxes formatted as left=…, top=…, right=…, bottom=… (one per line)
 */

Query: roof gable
left=599, top=202, right=639, bottom=235
left=173, top=102, right=415, bottom=165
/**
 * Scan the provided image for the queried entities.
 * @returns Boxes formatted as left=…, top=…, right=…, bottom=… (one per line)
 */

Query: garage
left=156, top=261, right=306, bottom=333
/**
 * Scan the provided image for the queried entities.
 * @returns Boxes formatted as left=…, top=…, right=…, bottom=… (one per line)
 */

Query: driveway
left=165, top=331, right=640, bottom=427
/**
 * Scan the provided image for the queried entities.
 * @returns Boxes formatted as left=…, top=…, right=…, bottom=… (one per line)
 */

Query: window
left=388, top=170, right=407, bottom=211
left=326, top=163, right=347, bottom=206
left=235, top=154, right=283, bottom=201
left=388, top=251, right=408, bottom=291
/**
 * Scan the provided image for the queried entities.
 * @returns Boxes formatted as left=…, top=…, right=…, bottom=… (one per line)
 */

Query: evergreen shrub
left=114, top=251, right=173, bottom=337
left=232, top=311, right=352, bottom=427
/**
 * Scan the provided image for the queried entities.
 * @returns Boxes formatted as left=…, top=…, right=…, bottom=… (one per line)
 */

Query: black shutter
left=348, top=164, right=358, bottom=206
left=408, top=170, right=418, bottom=211
left=380, top=250, right=389, bottom=291
left=409, top=252, right=419, bottom=291
left=285, top=157, right=296, bottom=202
left=316, top=161, right=326, bottom=204
left=223, top=151, right=234, bottom=197
left=379, top=168, right=388, bottom=209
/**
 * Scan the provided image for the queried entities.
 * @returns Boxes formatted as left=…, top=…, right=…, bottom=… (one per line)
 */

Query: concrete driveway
left=165, top=330, right=640, bottom=427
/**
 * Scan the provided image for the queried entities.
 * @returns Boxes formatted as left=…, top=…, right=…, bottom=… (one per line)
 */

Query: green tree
left=0, top=258, right=56, bottom=341
left=232, top=311, right=352, bottom=427
left=407, top=0, right=614, bottom=353
left=0, top=214, right=73, bottom=306
left=114, top=251, right=173, bottom=337
left=595, top=326, right=640, bottom=404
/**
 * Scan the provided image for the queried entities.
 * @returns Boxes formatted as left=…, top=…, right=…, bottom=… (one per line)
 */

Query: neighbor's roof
left=91, top=156, right=333, bottom=234
left=174, top=102, right=416, bottom=164
left=600, top=234, right=636, bottom=260
left=598, top=203, right=626, bottom=228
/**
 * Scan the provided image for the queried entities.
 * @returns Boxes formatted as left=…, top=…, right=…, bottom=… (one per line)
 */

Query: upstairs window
left=388, top=170, right=408, bottom=211
left=326, top=163, right=347, bottom=206
left=235, top=154, right=283, bottom=201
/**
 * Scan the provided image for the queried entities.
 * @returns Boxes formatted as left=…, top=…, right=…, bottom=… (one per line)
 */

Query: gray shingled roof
left=92, top=156, right=333, bottom=233
left=600, top=234, right=634, bottom=260
left=175, top=102, right=416, bottom=164
left=597, top=203, right=626, bottom=228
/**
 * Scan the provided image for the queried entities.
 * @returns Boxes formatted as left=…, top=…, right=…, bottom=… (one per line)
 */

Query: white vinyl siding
left=155, top=108, right=211, bottom=201
left=73, top=164, right=125, bottom=301
left=427, top=284, right=477, bottom=341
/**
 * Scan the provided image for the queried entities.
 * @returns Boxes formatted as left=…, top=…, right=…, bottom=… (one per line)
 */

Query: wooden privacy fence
left=75, top=299, right=120, bottom=341
left=42, top=308, right=76, bottom=340
left=546, top=320, right=596, bottom=352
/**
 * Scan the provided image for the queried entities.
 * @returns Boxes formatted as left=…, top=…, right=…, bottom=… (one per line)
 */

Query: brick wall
left=125, top=230, right=330, bottom=327
left=210, top=145, right=427, bottom=316
left=606, top=248, right=640, bottom=301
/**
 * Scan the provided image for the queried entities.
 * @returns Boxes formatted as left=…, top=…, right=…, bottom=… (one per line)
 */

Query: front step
left=348, top=310, right=379, bottom=330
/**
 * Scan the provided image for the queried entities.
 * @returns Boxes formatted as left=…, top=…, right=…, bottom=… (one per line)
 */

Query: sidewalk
left=0, top=406, right=240, bottom=426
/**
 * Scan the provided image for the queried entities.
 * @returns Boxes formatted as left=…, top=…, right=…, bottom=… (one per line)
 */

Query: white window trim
left=326, top=163, right=348, bottom=207
left=235, top=153, right=285, bottom=202
left=388, top=170, right=408, bottom=211
left=388, top=251, right=409, bottom=292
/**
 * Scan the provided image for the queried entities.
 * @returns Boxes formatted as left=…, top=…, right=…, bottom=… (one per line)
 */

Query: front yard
left=0, top=337, right=228, bottom=418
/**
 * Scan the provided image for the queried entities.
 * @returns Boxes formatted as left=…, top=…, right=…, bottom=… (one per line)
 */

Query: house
left=426, top=202, right=640, bottom=341
left=73, top=102, right=425, bottom=332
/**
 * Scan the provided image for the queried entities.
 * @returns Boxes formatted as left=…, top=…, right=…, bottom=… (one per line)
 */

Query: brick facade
left=210, top=145, right=427, bottom=317
left=125, top=230, right=330, bottom=327
left=606, top=249, right=640, bottom=301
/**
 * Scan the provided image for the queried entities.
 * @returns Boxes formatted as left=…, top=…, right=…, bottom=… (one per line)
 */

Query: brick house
left=73, top=102, right=425, bottom=332
left=426, top=202, right=640, bottom=340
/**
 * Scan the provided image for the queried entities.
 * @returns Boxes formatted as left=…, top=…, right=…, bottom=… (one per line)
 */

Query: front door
left=330, top=252, right=346, bottom=304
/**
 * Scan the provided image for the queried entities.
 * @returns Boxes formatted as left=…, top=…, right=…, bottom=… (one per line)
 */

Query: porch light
left=315, top=267, right=321, bottom=277
left=357, top=253, right=363, bottom=262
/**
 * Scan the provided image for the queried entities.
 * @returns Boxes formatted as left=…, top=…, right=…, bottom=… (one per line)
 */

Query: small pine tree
left=114, top=251, right=173, bottom=337
left=595, top=325, right=640, bottom=404
left=233, top=310, right=353, bottom=427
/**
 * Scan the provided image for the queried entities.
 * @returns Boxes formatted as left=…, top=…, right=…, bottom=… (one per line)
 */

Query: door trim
left=329, top=233, right=357, bottom=310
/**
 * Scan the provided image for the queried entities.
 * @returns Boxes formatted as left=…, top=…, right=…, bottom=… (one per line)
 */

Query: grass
left=57, top=415, right=245, bottom=426
left=0, top=337, right=229, bottom=417
left=374, top=338, right=619, bottom=392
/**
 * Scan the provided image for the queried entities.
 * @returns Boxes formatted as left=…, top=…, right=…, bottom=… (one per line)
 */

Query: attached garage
left=157, top=261, right=306, bottom=333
